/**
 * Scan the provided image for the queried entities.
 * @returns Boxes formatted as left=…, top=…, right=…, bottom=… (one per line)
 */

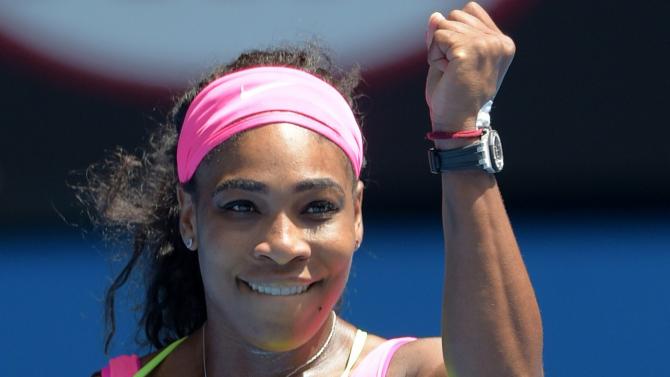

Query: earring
left=354, top=240, right=360, bottom=250
left=184, top=238, right=194, bottom=250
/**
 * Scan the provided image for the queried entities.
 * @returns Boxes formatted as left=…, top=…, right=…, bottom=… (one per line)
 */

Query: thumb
left=426, top=12, right=450, bottom=72
left=426, top=12, right=445, bottom=49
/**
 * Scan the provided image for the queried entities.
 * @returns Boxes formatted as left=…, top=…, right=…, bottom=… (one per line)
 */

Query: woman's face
left=178, top=123, right=364, bottom=352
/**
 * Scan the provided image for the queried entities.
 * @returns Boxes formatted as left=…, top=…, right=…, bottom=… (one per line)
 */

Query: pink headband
left=176, top=66, right=363, bottom=183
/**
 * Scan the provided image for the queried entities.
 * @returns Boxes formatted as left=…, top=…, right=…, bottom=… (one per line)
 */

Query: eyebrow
left=213, top=179, right=268, bottom=195
left=295, top=178, right=345, bottom=196
left=212, top=178, right=345, bottom=197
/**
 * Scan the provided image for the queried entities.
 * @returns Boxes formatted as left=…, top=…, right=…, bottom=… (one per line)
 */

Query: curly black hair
left=76, top=43, right=366, bottom=353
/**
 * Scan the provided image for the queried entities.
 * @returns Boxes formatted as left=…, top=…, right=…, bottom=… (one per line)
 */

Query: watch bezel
left=488, top=129, right=504, bottom=172
left=481, top=128, right=504, bottom=173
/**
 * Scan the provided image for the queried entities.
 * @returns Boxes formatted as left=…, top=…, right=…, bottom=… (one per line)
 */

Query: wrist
left=433, top=138, right=478, bottom=150
left=430, top=116, right=480, bottom=150
left=428, top=129, right=504, bottom=174
left=430, top=116, right=477, bottom=133
left=430, top=99, right=494, bottom=134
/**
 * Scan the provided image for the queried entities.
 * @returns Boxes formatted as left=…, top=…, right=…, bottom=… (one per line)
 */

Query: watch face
left=489, top=130, right=504, bottom=171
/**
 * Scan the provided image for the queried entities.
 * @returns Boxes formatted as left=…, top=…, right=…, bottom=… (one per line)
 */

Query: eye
left=220, top=200, right=257, bottom=213
left=304, top=200, right=339, bottom=216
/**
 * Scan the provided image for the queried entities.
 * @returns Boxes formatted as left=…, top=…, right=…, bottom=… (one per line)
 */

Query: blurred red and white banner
left=0, top=0, right=525, bottom=91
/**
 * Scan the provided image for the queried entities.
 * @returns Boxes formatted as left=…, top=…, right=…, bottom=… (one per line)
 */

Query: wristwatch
left=428, top=128, right=504, bottom=174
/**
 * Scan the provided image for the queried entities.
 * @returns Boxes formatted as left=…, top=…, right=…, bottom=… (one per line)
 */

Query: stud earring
left=354, top=240, right=360, bottom=250
left=184, top=238, right=193, bottom=250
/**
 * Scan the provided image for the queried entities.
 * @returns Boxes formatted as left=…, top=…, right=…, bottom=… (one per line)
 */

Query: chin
left=236, top=308, right=332, bottom=352
left=219, top=277, right=345, bottom=352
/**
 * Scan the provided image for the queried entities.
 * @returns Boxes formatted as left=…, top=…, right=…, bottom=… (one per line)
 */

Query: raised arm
left=425, top=2, right=543, bottom=376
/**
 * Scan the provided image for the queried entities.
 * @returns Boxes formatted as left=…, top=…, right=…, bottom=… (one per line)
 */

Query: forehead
left=196, top=123, right=354, bottom=190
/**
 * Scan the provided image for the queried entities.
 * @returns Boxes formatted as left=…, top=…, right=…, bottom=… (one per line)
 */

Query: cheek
left=197, top=237, right=235, bottom=289
left=308, top=221, right=356, bottom=280
left=306, top=224, right=354, bottom=313
left=195, top=215, right=243, bottom=288
left=196, top=203, right=250, bottom=253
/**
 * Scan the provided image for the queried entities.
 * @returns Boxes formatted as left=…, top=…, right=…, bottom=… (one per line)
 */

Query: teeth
left=246, top=281, right=310, bottom=296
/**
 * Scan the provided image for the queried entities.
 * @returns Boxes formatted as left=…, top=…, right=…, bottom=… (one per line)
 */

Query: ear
left=177, top=185, right=198, bottom=250
left=353, top=180, right=364, bottom=251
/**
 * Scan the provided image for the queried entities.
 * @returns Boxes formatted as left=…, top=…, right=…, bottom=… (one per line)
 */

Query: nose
left=253, top=212, right=311, bottom=265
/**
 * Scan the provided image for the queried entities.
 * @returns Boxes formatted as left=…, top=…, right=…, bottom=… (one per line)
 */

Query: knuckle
left=464, top=2, right=478, bottom=12
left=448, top=9, right=465, bottom=20
left=433, top=30, right=456, bottom=45
left=452, top=47, right=468, bottom=59
left=468, top=35, right=513, bottom=60
left=473, top=37, right=489, bottom=51
left=482, top=35, right=503, bottom=51
left=493, top=36, right=505, bottom=50
left=500, top=35, right=516, bottom=56
left=447, top=10, right=459, bottom=20
left=504, top=36, right=517, bottom=52
left=436, top=17, right=451, bottom=29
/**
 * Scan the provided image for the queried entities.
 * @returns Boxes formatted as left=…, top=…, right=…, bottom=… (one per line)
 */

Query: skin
left=95, top=2, right=543, bottom=376
left=177, top=124, right=369, bottom=376
left=424, top=3, right=544, bottom=376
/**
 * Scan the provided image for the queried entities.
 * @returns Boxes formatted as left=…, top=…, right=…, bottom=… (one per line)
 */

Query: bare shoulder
left=387, top=337, right=447, bottom=377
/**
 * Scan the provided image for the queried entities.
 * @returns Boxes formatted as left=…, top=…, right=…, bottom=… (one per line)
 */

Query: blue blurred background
left=2, top=214, right=669, bottom=376
left=1, top=0, right=668, bottom=376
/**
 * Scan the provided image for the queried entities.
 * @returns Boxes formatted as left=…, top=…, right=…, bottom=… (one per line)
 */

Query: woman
left=86, top=2, right=543, bottom=376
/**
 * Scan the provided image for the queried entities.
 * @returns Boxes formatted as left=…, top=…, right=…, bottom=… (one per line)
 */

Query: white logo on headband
left=240, top=81, right=292, bottom=100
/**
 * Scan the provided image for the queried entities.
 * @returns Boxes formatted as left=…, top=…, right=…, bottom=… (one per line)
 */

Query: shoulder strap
left=100, top=337, right=187, bottom=377
left=134, top=337, right=187, bottom=377
left=340, top=329, right=368, bottom=377
left=349, top=337, right=417, bottom=377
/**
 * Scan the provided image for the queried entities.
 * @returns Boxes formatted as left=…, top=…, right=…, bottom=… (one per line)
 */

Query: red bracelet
left=425, top=129, right=483, bottom=140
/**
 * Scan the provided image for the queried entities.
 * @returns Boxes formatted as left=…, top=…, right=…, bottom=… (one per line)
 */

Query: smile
left=239, top=279, right=314, bottom=296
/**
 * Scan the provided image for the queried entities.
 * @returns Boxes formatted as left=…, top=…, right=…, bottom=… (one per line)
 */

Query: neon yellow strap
left=340, top=330, right=368, bottom=377
left=133, top=337, right=187, bottom=377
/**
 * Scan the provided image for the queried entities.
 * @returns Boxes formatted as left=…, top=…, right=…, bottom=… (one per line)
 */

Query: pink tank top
left=100, top=354, right=140, bottom=377
left=350, top=337, right=417, bottom=377
left=101, top=337, right=416, bottom=377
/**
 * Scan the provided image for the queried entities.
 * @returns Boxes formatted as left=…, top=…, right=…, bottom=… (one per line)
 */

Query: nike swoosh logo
left=240, top=81, right=292, bottom=100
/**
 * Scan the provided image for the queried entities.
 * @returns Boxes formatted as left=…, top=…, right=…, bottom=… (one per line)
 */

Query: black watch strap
left=427, top=128, right=503, bottom=174
left=428, top=143, right=485, bottom=174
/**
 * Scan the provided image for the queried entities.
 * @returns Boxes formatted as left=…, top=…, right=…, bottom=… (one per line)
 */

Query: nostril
left=255, top=253, right=274, bottom=262
left=253, top=240, right=311, bottom=265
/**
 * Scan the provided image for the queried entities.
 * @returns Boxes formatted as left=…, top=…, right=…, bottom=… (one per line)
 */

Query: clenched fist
left=426, top=2, right=515, bottom=132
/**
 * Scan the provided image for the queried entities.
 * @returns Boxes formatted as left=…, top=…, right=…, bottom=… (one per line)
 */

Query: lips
left=237, top=278, right=318, bottom=296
